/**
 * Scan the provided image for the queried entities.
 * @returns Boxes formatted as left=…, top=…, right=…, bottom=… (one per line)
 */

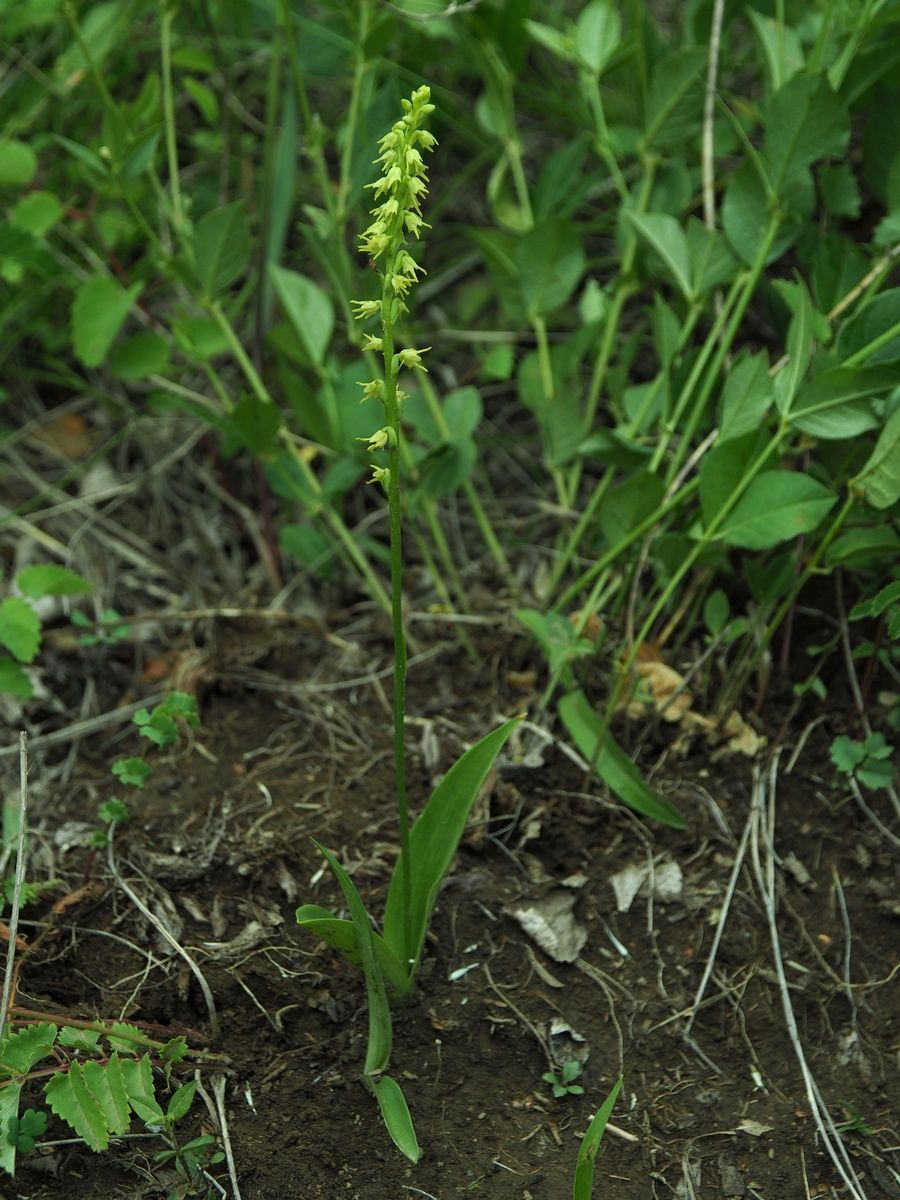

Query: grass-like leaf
left=558, top=691, right=685, bottom=828
left=572, top=1076, right=622, bottom=1200
left=294, top=905, right=410, bottom=994
left=372, top=1075, right=420, bottom=1164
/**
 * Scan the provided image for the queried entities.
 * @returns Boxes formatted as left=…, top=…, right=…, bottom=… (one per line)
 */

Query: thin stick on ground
left=749, top=756, right=869, bottom=1200
left=106, top=829, right=219, bottom=1035
left=211, top=1072, right=244, bottom=1200
left=0, top=732, right=29, bottom=1043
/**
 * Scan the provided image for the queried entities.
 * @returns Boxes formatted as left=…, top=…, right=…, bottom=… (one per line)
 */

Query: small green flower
left=351, top=299, right=381, bottom=320
left=358, top=379, right=386, bottom=402
left=360, top=427, right=394, bottom=453
left=369, top=465, right=390, bottom=489
left=362, top=334, right=384, bottom=351
left=395, top=347, right=430, bottom=371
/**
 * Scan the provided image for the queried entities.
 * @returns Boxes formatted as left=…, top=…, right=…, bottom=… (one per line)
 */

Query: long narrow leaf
left=295, top=905, right=410, bottom=994
left=573, top=1077, right=623, bottom=1200
left=372, top=1075, right=420, bottom=1164
left=383, top=718, right=520, bottom=971
left=558, top=691, right=685, bottom=828
left=313, top=842, right=393, bottom=1075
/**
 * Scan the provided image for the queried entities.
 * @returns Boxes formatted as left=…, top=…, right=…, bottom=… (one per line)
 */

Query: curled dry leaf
left=508, top=890, right=587, bottom=963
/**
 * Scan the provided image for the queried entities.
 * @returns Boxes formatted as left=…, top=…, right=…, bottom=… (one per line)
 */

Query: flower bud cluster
left=354, top=86, right=436, bottom=491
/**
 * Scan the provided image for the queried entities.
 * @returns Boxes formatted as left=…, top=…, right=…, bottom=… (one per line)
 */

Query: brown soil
left=5, top=615, right=899, bottom=1200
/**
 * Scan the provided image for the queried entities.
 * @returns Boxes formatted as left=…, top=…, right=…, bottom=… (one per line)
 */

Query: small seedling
left=829, top=732, right=895, bottom=790
left=543, top=1060, right=584, bottom=1098
left=72, top=608, right=131, bottom=646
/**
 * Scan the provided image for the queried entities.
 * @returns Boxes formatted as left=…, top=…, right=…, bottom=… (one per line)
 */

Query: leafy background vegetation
left=0, top=0, right=898, bottom=1190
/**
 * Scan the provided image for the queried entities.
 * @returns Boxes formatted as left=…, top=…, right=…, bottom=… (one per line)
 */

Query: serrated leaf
left=107, top=1022, right=146, bottom=1055
left=45, top=1062, right=110, bottom=1150
left=71, top=275, right=143, bottom=368
left=0, top=655, right=33, bottom=698
left=0, top=597, right=40, bottom=663
left=16, top=565, right=91, bottom=599
left=82, top=1055, right=130, bottom=1137
left=59, top=1027, right=101, bottom=1053
left=192, top=202, right=249, bottom=295
left=0, top=1024, right=58, bottom=1073
left=111, top=757, right=152, bottom=788
left=0, top=1082, right=23, bottom=1176
left=120, top=1055, right=164, bottom=1125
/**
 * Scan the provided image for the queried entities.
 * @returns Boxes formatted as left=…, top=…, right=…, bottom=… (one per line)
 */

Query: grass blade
left=295, top=905, right=410, bottom=994
left=573, top=1076, right=623, bottom=1200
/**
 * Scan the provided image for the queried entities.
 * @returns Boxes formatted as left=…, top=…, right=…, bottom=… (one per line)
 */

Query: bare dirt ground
left=4, top=608, right=898, bottom=1200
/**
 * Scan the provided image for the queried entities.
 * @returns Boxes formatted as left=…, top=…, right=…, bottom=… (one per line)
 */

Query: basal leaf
left=71, top=275, right=143, bottom=368
left=572, top=1077, right=623, bottom=1200
left=45, top=1062, right=109, bottom=1151
left=557, top=690, right=685, bottom=828
left=383, top=718, right=520, bottom=973
left=269, top=264, right=334, bottom=369
left=0, top=597, right=40, bottom=663
left=313, top=842, right=394, bottom=1071
left=192, top=202, right=250, bottom=296
left=717, top=471, right=836, bottom=549
left=372, top=1075, right=420, bottom=1164
left=294, top=907, right=409, bottom=993
left=16, top=565, right=91, bottom=599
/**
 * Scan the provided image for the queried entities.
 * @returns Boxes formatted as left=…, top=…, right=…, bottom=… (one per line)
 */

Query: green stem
left=380, top=289, right=413, bottom=972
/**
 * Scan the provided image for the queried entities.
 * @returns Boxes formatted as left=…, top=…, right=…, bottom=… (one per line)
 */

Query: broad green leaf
left=184, top=77, right=219, bottom=124
left=269, top=264, right=334, bottom=369
left=0, top=138, right=37, bottom=185
left=718, top=351, right=772, bottom=442
left=558, top=692, right=685, bottom=827
left=16, top=564, right=91, bottom=598
left=227, top=395, right=282, bottom=458
left=109, top=332, right=170, bottom=380
left=0, top=655, right=32, bottom=698
left=120, top=131, right=159, bottom=178
left=788, top=367, right=895, bottom=438
left=166, top=1080, right=197, bottom=1124
left=700, top=431, right=769, bottom=529
left=524, top=19, right=574, bottom=62
left=82, top=1055, right=130, bottom=1137
left=383, top=718, right=521, bottom=971
left=642, top=48, right=706, bottom=149
left=59, top=1027, right=101, bottom=1053
left=0, top=223, right=54, bottom=276
left=10, top=191, right=62, bottom=236
left=119, top=1054, right=164, bottom=1125
left=52, top=135, right=109, bottom=177
left=0, top=1023, right=57, bottom=1072
left=294, top=906, right=409, bottom=993
left=722, top=161, right=811, bottom=264
left=774, top=279, right=815, bottom=415
left=72, top=275, right=143, bottom=368
left=704, top=590, right=730, bottom=637
left=852, top=406, right=900, bottom=509
left=418, top=438, right=477, bottom=501
left=192, top=202, right=250, bottom=296
left=600, top=471, right=665, bottom=547
left=0, top=1082, right=23, bottom=1176
left=517, top=221, right=585, bottom=316
left=626, top=212, right=692, bottom=300
left=747, top=10, right=804, bottom=91
left=818, top=163, right=860, bottom=218
left=685, top=219, right=739, bottom=294
left=573, top=1077, right=623, bottom=1200
left=826, top=525, right=900, bottom=568
left=718, top=471, right=836, bottom=549
left=314, top=842, right=394, bottom=1071
left=764, top=74, right=848, bottom=196
left=444, top=387, right=482, bottom=438
left=372, top=1076, right=420, bottom=1164
left=574, top=0, right=621, bottom=75
left=0, top=597, right=40, bottom=663
left=838, top=289, right=900, bottom=367
left=111, top=757, right=152, bottom=788
left=45, top=1061, right=109, bottom=1150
